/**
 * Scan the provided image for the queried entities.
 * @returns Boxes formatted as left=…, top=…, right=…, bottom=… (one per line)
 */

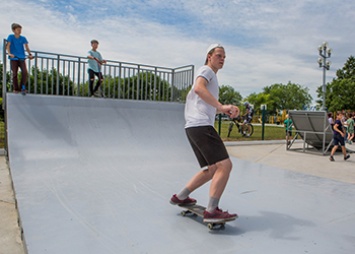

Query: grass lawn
left=215, top=120, right=286, bottom=141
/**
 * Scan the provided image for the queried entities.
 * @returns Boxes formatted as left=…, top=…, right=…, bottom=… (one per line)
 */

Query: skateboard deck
left=179, top=204, right=236, bottom=230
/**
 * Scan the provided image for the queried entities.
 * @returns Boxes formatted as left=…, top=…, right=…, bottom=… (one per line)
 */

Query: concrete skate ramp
left=289, top=110, right=333, bottom=149
left=6, top=94, right=355, bottom=254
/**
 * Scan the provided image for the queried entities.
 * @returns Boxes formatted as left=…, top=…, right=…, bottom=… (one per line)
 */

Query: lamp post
left=317, top=42, right=332, bottom=111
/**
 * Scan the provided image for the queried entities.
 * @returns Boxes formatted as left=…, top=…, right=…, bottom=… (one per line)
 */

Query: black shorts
left=333, top=133, right=345, bottom=146
left=285, top=130, right=292, bottom=136
left=185, top=126, right=229, bottom=169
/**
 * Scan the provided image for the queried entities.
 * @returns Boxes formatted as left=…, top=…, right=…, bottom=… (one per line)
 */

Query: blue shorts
left=185, top=126, right=229, bottom=169
left=333, top=133, right=345, bottom=146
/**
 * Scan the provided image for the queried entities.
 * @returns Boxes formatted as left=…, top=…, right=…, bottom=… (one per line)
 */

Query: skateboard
left=179, top=204, right=236, bottom=230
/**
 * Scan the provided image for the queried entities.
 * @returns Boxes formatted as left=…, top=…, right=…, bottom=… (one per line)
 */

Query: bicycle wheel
left=227, top=121, right=234, bottom=137
left=244, top=123, right=254, bottom=137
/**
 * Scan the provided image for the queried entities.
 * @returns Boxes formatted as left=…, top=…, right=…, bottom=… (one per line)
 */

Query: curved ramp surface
left=6, top=94, right=355, bottom=254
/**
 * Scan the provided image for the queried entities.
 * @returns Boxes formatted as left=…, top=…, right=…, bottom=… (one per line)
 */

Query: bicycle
left=227, top=116, right=254, bottom=138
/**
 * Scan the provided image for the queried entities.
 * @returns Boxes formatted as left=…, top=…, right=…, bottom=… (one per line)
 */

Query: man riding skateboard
left=170, top=44, right=239, bottom=223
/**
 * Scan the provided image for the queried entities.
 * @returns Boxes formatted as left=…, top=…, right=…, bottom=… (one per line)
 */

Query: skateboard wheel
left=181, top=211, right=187, bottom=216
left=207, top=223, right=214, bottom=230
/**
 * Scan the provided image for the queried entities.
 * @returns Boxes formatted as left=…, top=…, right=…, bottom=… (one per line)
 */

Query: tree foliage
left=317, top=55, right=355, bottom=111
left=245, top=82, right=312, bottom=114
left=218, top=85, right=242, bottom=105
left=101, top=72, right=173, bottom=101
left=0, top=63, right=11, bottom=98
left=244, top=92, right=271, bottom=114
left=28, top=66, right=76, bottom=96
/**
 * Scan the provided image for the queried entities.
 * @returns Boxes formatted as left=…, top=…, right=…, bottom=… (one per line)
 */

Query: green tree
left=0, top=63, right=3, bottom=98
left=101, top=72, right=173, bottom=101
left=0, top=63, right=11, bottom=98
left=244, top=92, right=271, bottom=114
left=28, top=67, right=76, bottom=96
left=218, top=85, right=242, bottom=105
left=317, top=55, right=355, bottom=111
left=176, top=85, right=192, bottom=103
left=245, top=82, right=311, bottom=114
left=263, top=82, right=312, bottom=113
left=336, top=56, right=355, bottom=80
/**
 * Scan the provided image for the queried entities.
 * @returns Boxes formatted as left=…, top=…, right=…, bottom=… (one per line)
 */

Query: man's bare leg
left=209, top=158, right=232, bottom=198
left=177, top=165, right=217, bottom=199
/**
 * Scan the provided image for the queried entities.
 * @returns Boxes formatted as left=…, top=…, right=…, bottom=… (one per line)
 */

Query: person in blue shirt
left=6, top=23, right=34, bottom=93
left=87, top=40, right=106, bottom=97
left=329, top=112, right=350, bottom=161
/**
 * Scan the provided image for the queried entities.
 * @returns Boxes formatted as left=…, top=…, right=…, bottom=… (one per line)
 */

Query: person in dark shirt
left=329, top=112, right=350, bottom=161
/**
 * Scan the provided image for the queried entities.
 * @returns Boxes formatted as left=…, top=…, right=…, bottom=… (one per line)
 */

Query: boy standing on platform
left=6, top=23, right=34, bottom=93
left=87, top=40, right=106, bottom=97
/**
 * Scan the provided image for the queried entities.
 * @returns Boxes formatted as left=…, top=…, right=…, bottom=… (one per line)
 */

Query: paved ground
left=0, top=155, right=24, bottom=254
left=226, top=141, right=355, bottom=184
left=1, top=140, right=354, bottom=254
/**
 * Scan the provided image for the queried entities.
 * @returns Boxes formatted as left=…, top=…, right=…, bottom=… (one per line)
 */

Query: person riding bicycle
left=241, top=102, right=253, bottom=136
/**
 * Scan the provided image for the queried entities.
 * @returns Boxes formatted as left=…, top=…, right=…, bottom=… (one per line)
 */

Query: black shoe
left=344, top=155, right=350, bottom=161
left=329, top=156, right=335, bottom=162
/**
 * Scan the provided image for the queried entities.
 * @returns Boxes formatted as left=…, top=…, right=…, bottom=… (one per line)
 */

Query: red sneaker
left=170, top=194, right=196, bottom=206
left=203, top=207, right=238, bottom=223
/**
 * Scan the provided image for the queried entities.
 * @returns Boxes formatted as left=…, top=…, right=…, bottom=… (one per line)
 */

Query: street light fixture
left=318, top=41, right=332, bottom=110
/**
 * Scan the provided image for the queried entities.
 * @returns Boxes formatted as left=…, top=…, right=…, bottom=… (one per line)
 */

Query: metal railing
left=2, top=39, right=194, bottom=105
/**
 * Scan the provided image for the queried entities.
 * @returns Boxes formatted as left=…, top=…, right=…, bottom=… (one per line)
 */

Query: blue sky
left=1, top=0, right=355, bottom=103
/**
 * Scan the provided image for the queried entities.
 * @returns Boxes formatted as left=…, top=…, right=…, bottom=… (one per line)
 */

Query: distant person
left=346, top=113, right=354, bottom=144
left=329, top=112, right=350, bottom=161
left=87, top=39, right=106, bottom=97
left=170, top=44, right=239, bottom=223
left=241, top=102, right=254, bottom=136
left=327, top=112, right=334, bottom=126
left=6, top=23, right=34, bottom=94
left=284, top=114, right=293, bottom=145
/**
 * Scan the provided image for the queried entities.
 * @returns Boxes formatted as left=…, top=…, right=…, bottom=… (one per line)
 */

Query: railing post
left=118, top=62, right=122, bottom=99
left=2, top=39, right=7, bottom=109
left=77, top=57, right=81, bottom=97
left=137, top=65, right=140, bottom=100
left=154, top=67, right=157, bottom=101
left=33, top=53, right=38, bottom=94
left=55, top=54, right=60, bottom=95
left=171, top=69, right=175, bottom=102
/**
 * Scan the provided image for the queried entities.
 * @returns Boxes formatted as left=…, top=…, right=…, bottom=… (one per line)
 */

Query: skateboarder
left=6, top=23, right=34, bottom=93
left=170, top=44, right=239, bottom=222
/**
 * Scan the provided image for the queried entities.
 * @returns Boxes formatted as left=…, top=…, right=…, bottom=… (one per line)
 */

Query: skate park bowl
left=5, top=94, right=355, bottom=254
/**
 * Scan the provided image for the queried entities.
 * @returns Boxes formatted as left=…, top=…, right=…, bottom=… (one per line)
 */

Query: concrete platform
left=3, top=94, right=355, bottom=254
left=226, top=142, right=355, bottom=184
